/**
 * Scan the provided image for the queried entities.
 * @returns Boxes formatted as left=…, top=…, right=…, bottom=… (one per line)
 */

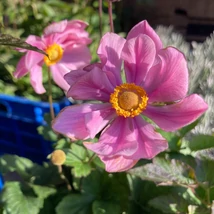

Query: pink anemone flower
left=52, top=20, right=208, bottom=172
left=14, top=20, right=92, bottom=94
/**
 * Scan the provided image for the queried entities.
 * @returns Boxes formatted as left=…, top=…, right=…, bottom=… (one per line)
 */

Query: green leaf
left=148, top=194, right=189, bottom=213
left=187, top=135, right=214, bottom=151
left=129, top=157, right=195, bottom=186
left=37, top=125, right=58, bottom=142
left=128, top=175, right=172, bottom=204
left=179, top=120, right=199, bottom=137
left=0, top=34, right=47, bottom=55
left=148, top=187, right=201, bottom=214
left=56, top=194, right=95, bottom=214
left=0, top=155, right=34, bottom=178
left=1, top=182, right=47, bottom=214
left=64, top=143, right=92, bottom=177
left=156, top=129, right=181, bottom=151
left=72, top=162, right=91, bottom=178
left=195, top=159, right=214, bottom=187
left=30, top=184, right=56, bottom=199
left=92, top=200, right=121, bottom=214
left=0, top=155, right=62, bottom=186
left=188, top=205, right=210, bottom=214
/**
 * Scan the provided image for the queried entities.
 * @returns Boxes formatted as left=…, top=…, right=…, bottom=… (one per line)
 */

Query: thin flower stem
left=88, top=153, right=96, bottom=164
left=99, top=0, right=103, bottom=38
left=57, top=165, right=72, bottom=191
left=47, top=67, right=71, bottom=191
left=207, top=188, right=211, bottom=205
left=47, top=68, right=55, bottom=120
left=108, top=0, right=114, bottom=32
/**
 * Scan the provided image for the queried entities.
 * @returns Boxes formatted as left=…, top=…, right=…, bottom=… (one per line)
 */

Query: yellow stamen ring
left=110, top=83, right=148, bottom=118
left=44, top=43, right=63, bottom=66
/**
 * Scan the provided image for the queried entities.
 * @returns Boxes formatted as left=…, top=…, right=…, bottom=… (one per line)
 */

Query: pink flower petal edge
left=143, top=94, right=208, bottom=131
left=100, top=155, right=138, bottom=172
left=52, top=103, right=115, bottom=140
left=127, top=20, right=163, bottom=51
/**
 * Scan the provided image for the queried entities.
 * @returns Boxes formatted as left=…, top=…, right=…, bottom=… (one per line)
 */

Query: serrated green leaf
left=72, top=162, right=91, bottom=178
left=0, top=34, right=47, bottom=56
left=1, top=182, right=43, bottom=214
left=65, top=143, right=87, bottom=165
left=56, top=194, right=95, bottom=214
left=64, top=143, right=92, bottom=177
left=92, top=200, right=121, bottom=214
left=187, top=135, right=214, bottom=151
left=129, top=157, right=195, bottom=186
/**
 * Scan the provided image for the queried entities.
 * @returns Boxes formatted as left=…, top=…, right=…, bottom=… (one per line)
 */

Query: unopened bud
left=51, top=150, right=66, bottom=166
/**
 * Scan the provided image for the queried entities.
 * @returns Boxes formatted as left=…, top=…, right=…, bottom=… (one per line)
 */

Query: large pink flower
left=14, top=20, right=92, bottom=94
left=52, top=20, right=208, bottom=172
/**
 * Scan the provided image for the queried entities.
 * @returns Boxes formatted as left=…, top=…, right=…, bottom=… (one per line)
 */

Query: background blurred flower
left=52, top=20, right=208, bottom=172
left=14, top=20, right=92, bottom=94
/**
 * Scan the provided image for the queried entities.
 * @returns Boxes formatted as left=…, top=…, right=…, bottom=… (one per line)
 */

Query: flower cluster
left=52, top=21, right=208, bottom=172
left=14, top=20, right=92, bottom=94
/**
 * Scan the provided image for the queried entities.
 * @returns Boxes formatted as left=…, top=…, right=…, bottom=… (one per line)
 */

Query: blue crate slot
left=0, top=173, right=3, bottom=191
left=0, top=94, right=71, bottom=163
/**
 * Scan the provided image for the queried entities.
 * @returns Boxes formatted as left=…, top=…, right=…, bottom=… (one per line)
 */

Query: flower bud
left=51, top=150, right=66, bottom=166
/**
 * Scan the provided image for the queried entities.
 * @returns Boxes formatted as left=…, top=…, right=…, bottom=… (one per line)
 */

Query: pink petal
left=122, top=35, right=156, bottom=84
left=64, top=63, right=103, bottom=89
left=14, top=55, right=28, bottom=78
left=66, top=20, right=88, bottom=30
left=147, top=47, right=189, bottom=102
left=30, top=64, right=46, bottom=94
left=60, top=45, right=91, bottom=70
left=99, top=155, right=138, bottom=172
left=85, top=104, right=116, bottom=138
left=130, top=116, right=168, bottom=159
left=52, top=103, right=114, bottom=140
left=97, top=33, right=125, bottom=85
left=127, top=20, right=162, bottom=51
left=64, top=69, right=89, bottom=87
left=84, top=117, right=138, bottom=157
left=25, top=35, right=46, bottom=50
left=67, top=66, right=115, bottom=102
left=43, top=20, right=68, bottom=36
left=25, top=50, right=44, bottom=70
left=143, top=94, right=208, bottom=131
left=50, top=64, right=70, bottom=92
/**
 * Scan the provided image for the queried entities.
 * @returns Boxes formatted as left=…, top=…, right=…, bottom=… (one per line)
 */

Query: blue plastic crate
left=0, top=94, right=71, bottom=163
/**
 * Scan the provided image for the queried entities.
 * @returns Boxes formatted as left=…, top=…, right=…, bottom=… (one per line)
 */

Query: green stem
left=88, top=153, right=96, bottom=164
left=47, top=67, right=72, bottom=191
left=47, top=68, right=55, bottom=120
left=57, top=165, right=72, bottom=191
left=108, top=0, right=114, bottom=32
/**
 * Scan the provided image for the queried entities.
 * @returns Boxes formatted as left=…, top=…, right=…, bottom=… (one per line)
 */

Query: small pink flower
left=52, top=20, right=208, bottom=172
left=14, top=20, right=92, bottom=94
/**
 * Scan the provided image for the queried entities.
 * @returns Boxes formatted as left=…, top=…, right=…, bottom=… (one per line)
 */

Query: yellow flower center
left=110, top=83, right=148, bottom=118
left=44, top=43, right=63, bottom=66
